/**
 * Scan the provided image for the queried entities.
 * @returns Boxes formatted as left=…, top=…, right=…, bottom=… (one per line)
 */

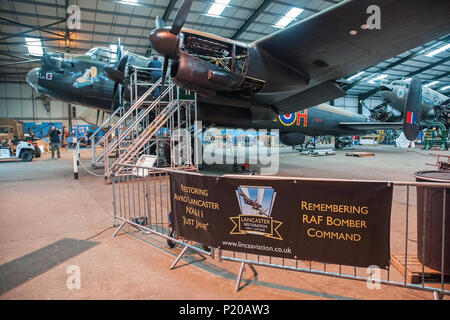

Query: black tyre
left=164, top=142, right=171, bottom=165
left=20, top=150, right=33, bottom=162
left=167, top=229, right=177, bottom=248
left=34, top=147, right=41, bottom=158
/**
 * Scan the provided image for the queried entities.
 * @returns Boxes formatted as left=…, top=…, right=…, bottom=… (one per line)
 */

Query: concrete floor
left=0, top=144, right=449, bottom=300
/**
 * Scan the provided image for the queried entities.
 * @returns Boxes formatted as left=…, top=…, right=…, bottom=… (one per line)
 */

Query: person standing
left=85, top=128, right=92, bottom=146
left=48, top=126, right=61, bottom=159
left=149, top=56, right=162, bottom=97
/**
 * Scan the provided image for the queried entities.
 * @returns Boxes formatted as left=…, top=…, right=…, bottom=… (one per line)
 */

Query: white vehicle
left=0, top=140, right=35, bottom=162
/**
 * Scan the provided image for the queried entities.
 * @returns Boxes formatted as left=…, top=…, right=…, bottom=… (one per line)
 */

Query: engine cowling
left=280, top=132, right=306, bottom=146
left=170, top=51, right=241, bottom=97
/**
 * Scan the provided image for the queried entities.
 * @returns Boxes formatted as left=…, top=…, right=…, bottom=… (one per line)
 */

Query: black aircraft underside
left=195, top=103, right=399, bottom=137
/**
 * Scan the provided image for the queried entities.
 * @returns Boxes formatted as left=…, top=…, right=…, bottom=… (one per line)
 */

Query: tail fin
left=402, top=76, right=423, bottom=140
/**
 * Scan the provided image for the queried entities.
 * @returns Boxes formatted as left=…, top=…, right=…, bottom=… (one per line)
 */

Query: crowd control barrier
left=111, top=163, right=449, bottom=300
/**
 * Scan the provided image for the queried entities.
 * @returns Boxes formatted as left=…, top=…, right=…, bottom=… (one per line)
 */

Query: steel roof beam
left=344, top=35, right=450, bottom=91
left=162, top=0, right=178, bottom=22
left=358, top=56, right=450, bottom=101
left=0, top=18, right=66, bottom=41
left=0, top=9, right=266, bottom=38
left=0, top=16, right=65, bottom=39
left=231, top=0, right=272, bottom=40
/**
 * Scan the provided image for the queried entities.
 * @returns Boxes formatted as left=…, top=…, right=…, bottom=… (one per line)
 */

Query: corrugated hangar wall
left=0, top=81, right=384, bottom=124
left=0, top=82, right=89, bottom=126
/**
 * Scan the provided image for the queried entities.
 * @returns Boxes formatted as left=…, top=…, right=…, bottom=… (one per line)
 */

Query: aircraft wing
left=339, top=122, right=403, bottom=130
left=255, top=0, right=450, bottom=114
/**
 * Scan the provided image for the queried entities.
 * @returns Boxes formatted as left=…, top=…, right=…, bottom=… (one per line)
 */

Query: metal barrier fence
left=111, top=163, right=449, bottom=300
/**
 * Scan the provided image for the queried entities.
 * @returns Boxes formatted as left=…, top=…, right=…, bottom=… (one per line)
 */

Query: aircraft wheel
left=167, top=229, right=177, bottom=249
left=20, top=150, right=33, bottom=162
left=164, top=142, right=171, bottom=165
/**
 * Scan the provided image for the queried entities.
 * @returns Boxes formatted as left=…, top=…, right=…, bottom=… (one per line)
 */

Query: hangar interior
left=0, top=0, right=449, bottom=301
left=1, top=0, right=449, bottom=123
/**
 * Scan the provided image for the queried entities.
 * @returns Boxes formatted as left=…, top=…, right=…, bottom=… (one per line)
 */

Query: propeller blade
left=161, top=57, right=169, bottom=89
left=96, top=110, right=100, bottom=127
left=105, top=55, right=128, bottom=83
left=170, top=0, right=193, bottom=35
left=117, top=54, right=128, bottom=72
left=155, top=16, right=166, bottom=29
left=111, top=82, right=119, bottom=113
left=116, top=38, right=121, bottom=61
left=119, top=84, right=123, bottom=106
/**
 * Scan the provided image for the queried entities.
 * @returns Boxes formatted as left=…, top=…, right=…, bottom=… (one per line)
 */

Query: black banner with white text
left=170, top=173, right=393, bottom=268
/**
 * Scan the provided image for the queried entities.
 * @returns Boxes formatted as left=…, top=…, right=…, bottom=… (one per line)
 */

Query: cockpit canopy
left=85, top=47, right=121, bottom=63
left=390, top=80, right=410, bottom=88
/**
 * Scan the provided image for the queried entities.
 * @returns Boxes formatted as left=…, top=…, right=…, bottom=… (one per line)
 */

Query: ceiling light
left=120, top=0, right=138, bottom=5
left=425, top=43, right=450, bottom=57
left=25, top=37, right=43, bottom=56
left=440, top=85, right=450, bottom=91
left=346, top=71, right=364, bottom=81
left=275, top=7, right=304, bottom=28
left=424, top=81, right=439, bottom=87
left=208, top=0, right=230, bottom=16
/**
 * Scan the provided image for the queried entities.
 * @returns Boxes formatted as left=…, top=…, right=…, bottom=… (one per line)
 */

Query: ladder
left=90, top=66, right=199, bottom=179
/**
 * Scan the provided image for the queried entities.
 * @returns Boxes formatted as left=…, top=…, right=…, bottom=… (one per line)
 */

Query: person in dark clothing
left=149, top=56, right=162, bottom=97
left=85, top=128, right=92, bottom=146
left=48, top=126, right=61, bottom=159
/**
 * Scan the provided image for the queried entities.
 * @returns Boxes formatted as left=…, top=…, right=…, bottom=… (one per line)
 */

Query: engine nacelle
left=170, top=51, right=241, bottom=97
left=280, top=132, right=306, bottom=146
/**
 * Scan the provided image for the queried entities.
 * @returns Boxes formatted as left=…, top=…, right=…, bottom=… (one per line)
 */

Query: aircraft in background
left=26, top=0, right=450, bottom=145
left=379, top=79, right=449, bottom=128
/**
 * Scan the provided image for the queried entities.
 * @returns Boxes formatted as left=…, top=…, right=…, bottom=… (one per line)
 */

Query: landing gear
left=167, top=212, right=210, bottom=252
left=334, top=136, right=353, bottom=149
left=233, top=163, right=250, bottom=173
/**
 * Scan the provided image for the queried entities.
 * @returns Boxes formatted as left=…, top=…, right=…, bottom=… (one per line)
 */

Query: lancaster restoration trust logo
left=230, top=186, right=283, bottom=240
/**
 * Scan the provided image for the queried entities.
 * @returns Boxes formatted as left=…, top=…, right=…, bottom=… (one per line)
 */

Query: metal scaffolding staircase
left=90, top=66, right=199, bottom=179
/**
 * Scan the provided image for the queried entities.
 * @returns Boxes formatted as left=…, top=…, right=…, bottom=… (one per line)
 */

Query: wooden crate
left=345, top=152, right=375, bottom=157
left=391, top=253, right=450, bottom=284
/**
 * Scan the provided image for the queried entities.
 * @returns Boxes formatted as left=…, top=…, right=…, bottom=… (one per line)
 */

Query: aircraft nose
left=26, top=68, right=40, bottom=91
left=379, top=85, right=393, bottom=92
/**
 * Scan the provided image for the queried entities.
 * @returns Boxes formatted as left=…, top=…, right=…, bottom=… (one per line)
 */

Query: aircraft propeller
left=148, top=0, right=194, bottom=89
left=107, top=39, right=127, bottom=113
left=105, top=39, right=129, bottom=84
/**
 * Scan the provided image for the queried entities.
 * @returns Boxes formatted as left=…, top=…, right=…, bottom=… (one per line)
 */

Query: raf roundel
left=278, top=113, right=297, bottom=126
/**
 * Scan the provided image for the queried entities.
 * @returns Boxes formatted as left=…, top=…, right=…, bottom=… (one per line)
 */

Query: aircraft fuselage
left=379, top=80, right=449, bottom=120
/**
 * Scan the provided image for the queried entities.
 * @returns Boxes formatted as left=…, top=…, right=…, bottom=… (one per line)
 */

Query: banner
left=170, top=173, right=392, bottom=269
